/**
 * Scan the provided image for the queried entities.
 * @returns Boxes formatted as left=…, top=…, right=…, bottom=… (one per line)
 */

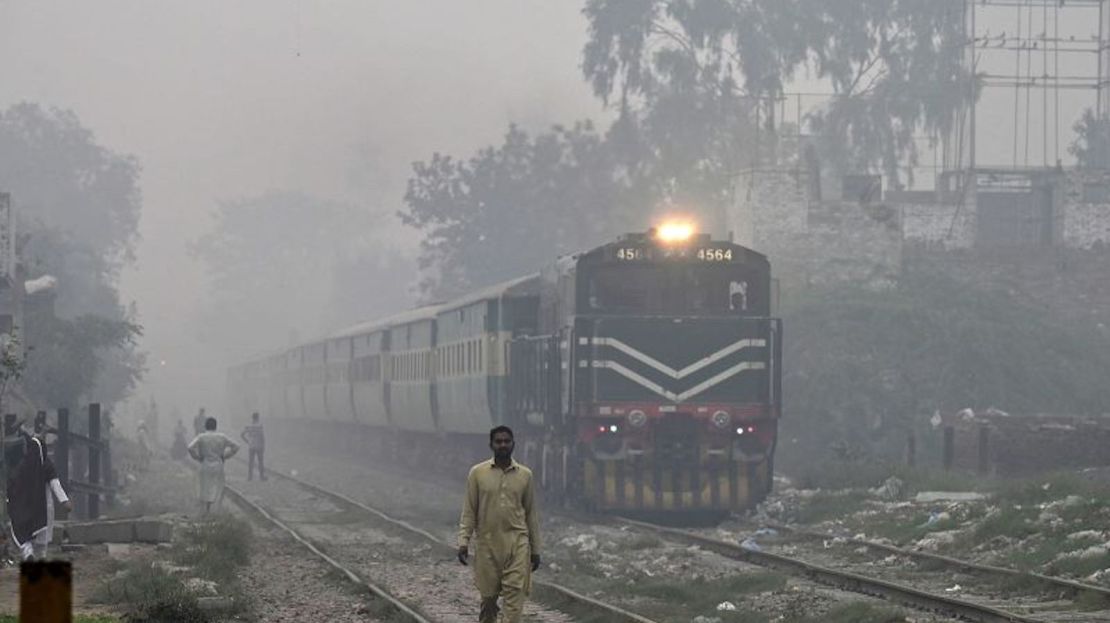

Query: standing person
left=192, top=407, right=207, bottom=436
left=5, top=429, right=72, bottom=560
left=457, top=426, right=541, bottom=623
left=239, top=412, right=266, bottom=481
left=171, top=419, right=189, bottom=461
left=187, top=417, right=240, bottom=515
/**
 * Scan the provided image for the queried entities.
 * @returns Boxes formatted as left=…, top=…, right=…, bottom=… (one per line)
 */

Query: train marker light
left=736, top=427, right=745, bottom=435
left=609, top=424, right=619, bottom=433
left=655, top=221, right=695, bottom=243
left=628, top=410, right=647, bottom=428
left=712, top=410, right=731, bottom=428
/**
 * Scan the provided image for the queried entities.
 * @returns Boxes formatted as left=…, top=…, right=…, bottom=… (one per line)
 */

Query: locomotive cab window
left=583, top=262, right=767, bottom=315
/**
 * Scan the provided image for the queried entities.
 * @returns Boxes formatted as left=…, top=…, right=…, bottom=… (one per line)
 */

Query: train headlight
left=609, top=424, right=619, bottom=433
left=655, top=220, right=696, bottom=244
left=712, top=410, right=731, bottom=429
left=628, top=410, right=647, bottom=428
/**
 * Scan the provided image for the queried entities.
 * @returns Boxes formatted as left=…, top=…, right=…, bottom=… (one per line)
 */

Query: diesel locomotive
left=227, top=224, right=782, bottom=517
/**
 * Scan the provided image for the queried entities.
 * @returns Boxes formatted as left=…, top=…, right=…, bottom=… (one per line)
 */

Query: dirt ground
left=2, top=449, right=384, bottom=622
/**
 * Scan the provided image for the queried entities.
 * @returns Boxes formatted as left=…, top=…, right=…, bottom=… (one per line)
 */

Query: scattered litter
left=184, top=578, right=219, bottom=596
left=873, top=476, right=906, bottom=501
left=922, top=511, right=951, bottom=527
left=739, top=538, right=761, bottom=552
left=753, top=527, right=778, bottom=537
left=945, top=584, right=962, bottom=593
left=1067, top=530, right=1104, bottom=541
left=914, top=492, right=986, bottom=503
left=716, top=601, right=737, bottom=611
left=559, top=534, right=599, bottom=553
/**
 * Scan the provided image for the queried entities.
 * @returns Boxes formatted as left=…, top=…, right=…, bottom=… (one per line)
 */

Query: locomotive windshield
left=582, top=263, right=768, bottom=316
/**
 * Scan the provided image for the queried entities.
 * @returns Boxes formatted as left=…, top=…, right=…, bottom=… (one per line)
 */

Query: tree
left=0, top=103, right=145, bottom=407
left=402, top=122, right=636, bottom=300
left=582, top=0, right=975, bottom=186
left=0, top=330, right=27, bottom=416
left=21, top=314, right=142, bottom=409
left=191, top=191, right=411, bottom=362
left=1070, top=109, right=1110, bottom=170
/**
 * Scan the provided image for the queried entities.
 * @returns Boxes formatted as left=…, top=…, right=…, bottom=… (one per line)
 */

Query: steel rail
left=260, top=466, right=660, bottom=623
left=222, top=484, right=434, bottom=623
left=616, top=517, right=1044, bottom=623
left=766, top=522, right=1110, bottom=602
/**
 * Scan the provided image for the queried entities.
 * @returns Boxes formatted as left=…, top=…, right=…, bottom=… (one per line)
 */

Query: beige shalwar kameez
left=458, top=459, right=541, bottom=623
left=187, top=431, right=239, bottom=512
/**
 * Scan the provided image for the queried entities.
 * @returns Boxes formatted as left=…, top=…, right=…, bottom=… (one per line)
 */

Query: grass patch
left=94, top=515, right=254, bottom=622
left=171, top=515, right=252, bottom=584
left=93, top=563, right=213, bottom=623
left=795, top=491, right=869, bottom=524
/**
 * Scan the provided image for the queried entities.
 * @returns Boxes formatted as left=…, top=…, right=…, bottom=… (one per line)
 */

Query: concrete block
left=134, top=520, right=173, bottom=543
left=64, top=518, right=174, bottom=544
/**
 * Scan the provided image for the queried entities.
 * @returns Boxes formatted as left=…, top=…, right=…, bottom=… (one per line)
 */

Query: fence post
left=977, top=425, right=991, bottom=476
left=87, top=404, right=101, bottom=519
left=943, top=425, right=955, bottom=471
left=906, top=430, right=917, bottom=468
left=55, top=409, right=70, bottom=519
left=20, top=561, right=72, bottom=623
left=102, top=411, right=115, bottom=509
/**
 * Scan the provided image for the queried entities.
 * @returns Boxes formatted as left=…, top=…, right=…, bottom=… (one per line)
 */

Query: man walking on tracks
left=240, top=412, right=266, bottom=481
left=457, top=426, right=541, bottom=623
left=187, top=417, right=240, bottom=515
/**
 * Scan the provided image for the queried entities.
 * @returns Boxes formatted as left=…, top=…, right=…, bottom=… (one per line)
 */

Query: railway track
left=255, top=435, right=1110, bottom=622
left=766, top=522, right=1110, bottom=606
left=223, top=463, right=658, bottom=623
left=615, top=517, right=1110, bottom=623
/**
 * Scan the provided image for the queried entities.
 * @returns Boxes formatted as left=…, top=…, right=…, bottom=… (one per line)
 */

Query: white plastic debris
left=739, top=538, right=761, bottom=552
left=24, top=275, right=57, bottom=295
left=914, top=492, right=986, bottom=503
left=716, top=601, right=738, bottom=611
left=945, top=584, right=962, bottom=593
left=754, top=527, right=778, bottom=537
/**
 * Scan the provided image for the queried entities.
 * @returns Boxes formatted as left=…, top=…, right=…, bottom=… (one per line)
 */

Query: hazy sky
left=1, top=1, right=1104, bottom=418
left=0, top=1, right=603, bottom=413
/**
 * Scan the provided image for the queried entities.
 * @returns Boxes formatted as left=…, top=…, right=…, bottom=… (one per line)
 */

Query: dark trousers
left=248, top=448, right=265, bottom=480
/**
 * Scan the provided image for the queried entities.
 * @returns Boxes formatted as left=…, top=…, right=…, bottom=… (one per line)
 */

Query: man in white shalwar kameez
left=187, top=417, right=240, bottom=515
